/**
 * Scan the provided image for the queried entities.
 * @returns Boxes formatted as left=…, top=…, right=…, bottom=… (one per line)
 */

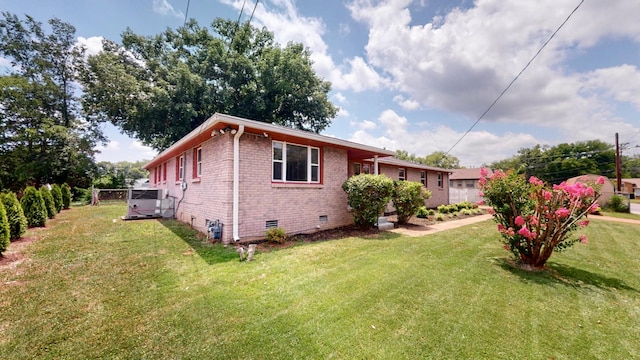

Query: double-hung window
left=176, top=155, right=184, bottom=181
left=193, top=147, right=202, bottom=178
left=272, top=141, right=320, bottom=183
left=420, top=171, right=426, bottom=186
left=353, top=163, right=362, bottom=175
left=398, top=168, right=406, bottom=181
left=437, top=172, right=443, bottom=188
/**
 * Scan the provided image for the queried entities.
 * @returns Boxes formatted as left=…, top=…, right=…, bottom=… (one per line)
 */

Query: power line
left=183, top=0, right=191, bottom=27
left=444, top=0, right=585, bottom=156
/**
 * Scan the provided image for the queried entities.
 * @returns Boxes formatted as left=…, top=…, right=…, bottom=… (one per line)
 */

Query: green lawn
left=1, top=204, right=639, bottom=359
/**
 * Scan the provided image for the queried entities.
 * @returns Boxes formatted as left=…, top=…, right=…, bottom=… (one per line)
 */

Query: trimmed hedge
left=0, top=201, right=9, bottom=255
left=21, top=186, right=47, bottom=227
left=50, top=184, right=63, bottom=213
left=61, top=183, right=72, bottom=209
left=40, top=185, right=56, bottom=219
left=0, top=191, right=27, bottom=241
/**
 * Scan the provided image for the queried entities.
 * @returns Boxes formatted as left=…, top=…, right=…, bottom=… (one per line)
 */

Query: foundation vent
left=265, top=220, right=278, bottom=229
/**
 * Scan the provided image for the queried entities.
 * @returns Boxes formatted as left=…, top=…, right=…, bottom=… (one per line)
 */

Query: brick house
left=144, top=113, right=449, bottom=243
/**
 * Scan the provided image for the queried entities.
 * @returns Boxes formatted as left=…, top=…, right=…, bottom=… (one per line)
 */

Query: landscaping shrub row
left=0, top=183, right=72, bottom=256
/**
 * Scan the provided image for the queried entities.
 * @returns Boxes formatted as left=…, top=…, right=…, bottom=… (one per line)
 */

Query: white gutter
left=232, top=124, right=244, bottom=241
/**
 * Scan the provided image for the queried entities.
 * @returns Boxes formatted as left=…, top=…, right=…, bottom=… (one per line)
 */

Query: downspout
left=374, top=155, right=379, bottom=175
left=233, top=125, right=245, bottom=241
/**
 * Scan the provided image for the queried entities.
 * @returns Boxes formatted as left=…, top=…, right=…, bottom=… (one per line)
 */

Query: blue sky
left=2, top=0, right=640, bottom=167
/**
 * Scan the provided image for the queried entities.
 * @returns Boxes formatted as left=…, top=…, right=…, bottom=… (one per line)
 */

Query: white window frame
left=363, top=163, right=371, bottom=174
left=420, top=171, right=426, bottom=186
left=353, top=163, right=362, bottom=175
left=438, top=173, right=443, bottom=188
left=399, top=168, right=406, bottom=181
left=272, top=141, right=321, bottom=183
left=196, top=147, right=202, bottom=177
left=178, top=155, right=184, bottom=180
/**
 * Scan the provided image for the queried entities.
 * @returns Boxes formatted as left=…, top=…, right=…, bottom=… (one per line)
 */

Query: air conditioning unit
left=122, top=189, right=174, bottom=220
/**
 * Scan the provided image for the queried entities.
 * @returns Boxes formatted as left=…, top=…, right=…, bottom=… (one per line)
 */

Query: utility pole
left=616, top=133, right=622, bottom=192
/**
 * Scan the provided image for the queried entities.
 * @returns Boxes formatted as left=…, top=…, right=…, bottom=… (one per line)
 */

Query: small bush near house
left=392, top=181, right=431, bottom=224
left=606, top=195, right=629, bottom=213
left=428, top=209, right=436, bottom=216
left=416, top=206, right=429, bottom=218
left=20, top=186, right=47, bottom=227
left=342, top=174, right=394, bottom=229
left=457, top=201, right=478, bottom=210
left=265, top=227, right=287, bottom=244
left=437, top=205, right=448, bottom=214
left=61, top=183, right=72, bottom=209
left=434, top=213, right=445, bottom=221
left=0, top=201, right=9, bottom=255
left=50, top=184, right=63, bottom=213
left=0, top=191, right=27, bottom=241
left=40, top=185, right=56, bottom=219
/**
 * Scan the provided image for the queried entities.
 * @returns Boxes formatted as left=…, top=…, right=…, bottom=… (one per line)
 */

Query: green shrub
left=40, top=186, right=56, bottom=219
left=392, top=181, right=431, bottom=224
left=61, top=183, right=72, bottom=209
left=72, top=187, right=92, bottom=204
left=461, top=209, right=472, bottom=216
left=428, top=209, right=436, bottom=216
left=50, top=184, right=63, bottom=213
left=447, top=204, right=459, bottom=213
left=343, top=174, right=394, bottom=228
left=416, top=206, right=429, bottom=219
left=437, top=204, right=448, bottom=214
left=20, top=186, right=47, bottom=227
left=607, top=195, right=629, bottom=213
left=0, top=201, right=9, bottom=255
left=0, top=191, right=27, bottom=241
left=434, top=213, right=445, bottom=221
left=265, top=227, right=287, bottom=244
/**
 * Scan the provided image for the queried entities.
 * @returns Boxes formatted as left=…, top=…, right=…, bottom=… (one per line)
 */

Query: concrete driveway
left=630, top=203, right=640, bottom=215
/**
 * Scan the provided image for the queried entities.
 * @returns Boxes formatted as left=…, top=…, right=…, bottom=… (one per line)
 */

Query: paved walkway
left=389, top=213, right=640, bottom=237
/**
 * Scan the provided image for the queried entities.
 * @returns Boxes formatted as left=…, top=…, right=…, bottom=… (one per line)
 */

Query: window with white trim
left=363, top=163, right=371, bottom=174
left=398, top=168, right=406, bottom=181
left=420, top=171, right=426, bottom=186
left=353, top=163, right=361, bottom=175
left=176, top=155, right=184, bottom=181
left=272, top=141, right=320, bottom=183
left=438, top=173, right=443, bottom=188
left=194, top=147, right=202, bottom=177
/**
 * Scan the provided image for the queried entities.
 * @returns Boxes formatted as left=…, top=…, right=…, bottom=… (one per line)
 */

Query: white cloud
left=337, top=107, right=350, bottom=117
left=221, top=0, right=388, bottom=92
left=96, top=141, right=120, bottom=151
left=393, top=95, right=420, bottom=110
left=77, top=36, right=104, bottom=56
left=584, top=65, right=640, bottom=110
left=130, top=141, right=158, bottom=159
left=350, top=119, right=377, bottom=130
left=349, top=110, right=540, bottom=166
left=346, top=0, right=640, bottom=145
left=333, top=92, right=347, bottom=104
left=152, top=0, right=184, bottom=19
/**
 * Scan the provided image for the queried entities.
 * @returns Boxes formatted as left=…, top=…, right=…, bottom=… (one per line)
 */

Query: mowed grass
left=1, top=204, right=639, bottom=359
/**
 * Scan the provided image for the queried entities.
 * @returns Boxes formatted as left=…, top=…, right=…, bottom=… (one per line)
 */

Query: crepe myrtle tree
left=479, top=168, right=602, bottom=270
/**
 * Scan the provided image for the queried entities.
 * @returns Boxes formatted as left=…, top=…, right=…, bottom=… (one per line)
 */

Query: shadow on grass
left=158, top=219, right=238, bottom=265
left=494, top=258, right=637, bottom=293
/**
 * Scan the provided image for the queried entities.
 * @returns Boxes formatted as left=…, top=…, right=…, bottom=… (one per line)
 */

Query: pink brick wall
left=149, top=132, right=353, bottom=242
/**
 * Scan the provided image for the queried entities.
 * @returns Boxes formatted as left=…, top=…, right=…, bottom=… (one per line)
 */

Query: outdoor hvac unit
left=123, top=189, right=174, bottom=220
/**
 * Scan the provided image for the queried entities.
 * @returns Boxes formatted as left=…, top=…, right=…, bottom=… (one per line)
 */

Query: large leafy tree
left=489, top=140, right=615, bottom=183
left=81, top=19, right=338, bottom=151
left=394, top=150, right=461, bottom=169
left=0, top=13, right=100, bottom=191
